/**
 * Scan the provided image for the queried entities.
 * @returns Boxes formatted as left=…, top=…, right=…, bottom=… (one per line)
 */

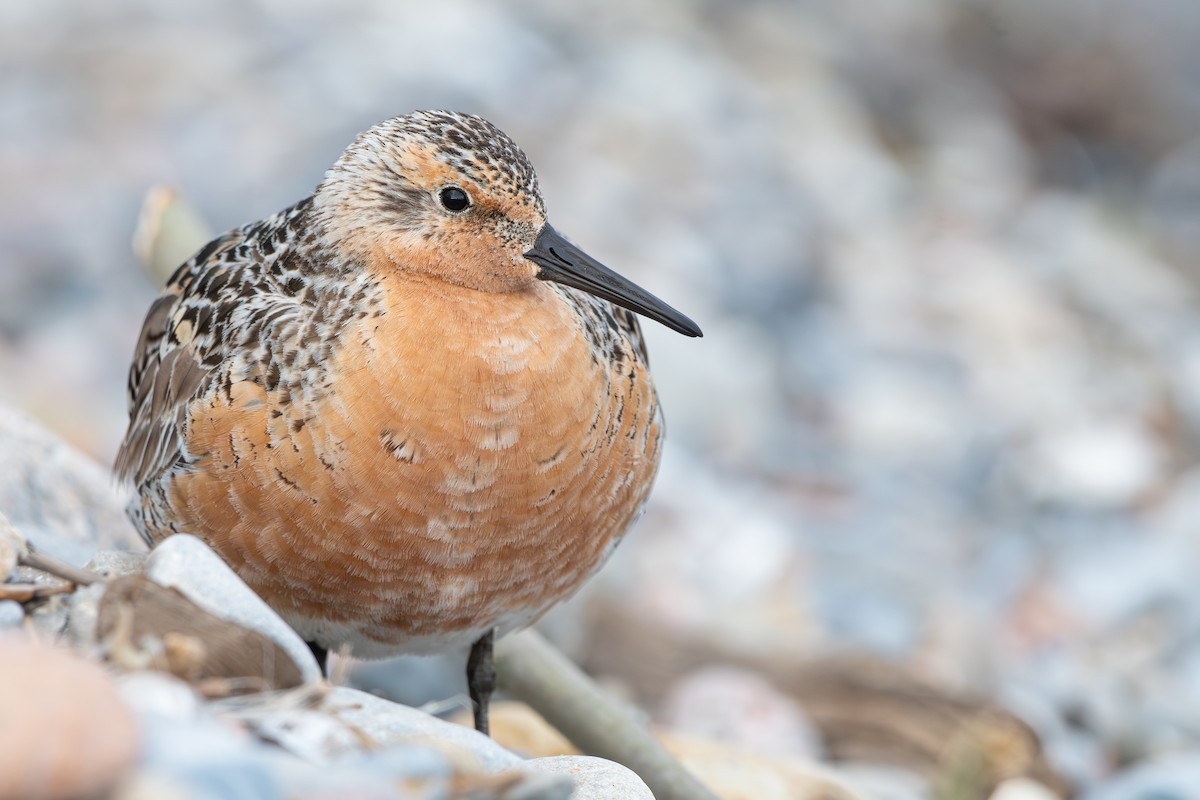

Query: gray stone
left=144, top=534, right=321, bottom=684
left=0, top=600, right=24, bottom=628
left=320, top=686, right=524, bottom=772
left=86, top=548, right=147, bottom=579
left=60, top=581, right=110, bottom=649
left=526, top=756, right=652, bottom=800
left=1083, top=753, right=1200, bottom=800
left=0, top=511, right=25, bottom=580
left=0, top=405, right=142, bottom=565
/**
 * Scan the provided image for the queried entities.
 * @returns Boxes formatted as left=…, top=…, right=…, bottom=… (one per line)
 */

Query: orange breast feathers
left=167, top=273, right=663, bottom=643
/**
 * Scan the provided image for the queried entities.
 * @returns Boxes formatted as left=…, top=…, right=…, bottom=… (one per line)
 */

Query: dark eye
left=439, top=186, right=471, bottom=212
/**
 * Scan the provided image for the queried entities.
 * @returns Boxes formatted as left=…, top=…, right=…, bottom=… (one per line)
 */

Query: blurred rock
left=1082, top=753, right=1200, bottom=800
left=87, top=548, right=148, bottom=579
left=990, top=777, right=1063, bottom=800
left=0, top=511, right=25, bottom=580
left=0, top=405, right=141, bottom=566
left=526, top=756, right=651, bottom=800
left=144, top=534, right=321, bottom=685
left=659, top=665, right=822, bottom=759
left=0, top=600, right=24, bottom=628
left=0, top=635, right=138, bottom=800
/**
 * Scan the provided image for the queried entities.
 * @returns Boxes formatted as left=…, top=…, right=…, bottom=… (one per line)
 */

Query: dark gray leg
left=306, top=640, right=328, bottom=676
left=467, top=629, right=497, bottom=735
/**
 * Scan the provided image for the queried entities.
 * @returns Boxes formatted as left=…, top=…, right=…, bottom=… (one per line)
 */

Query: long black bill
left=524, top=224, right=702, bottom=338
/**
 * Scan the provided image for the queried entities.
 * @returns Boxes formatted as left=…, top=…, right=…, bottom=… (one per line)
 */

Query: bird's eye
left=439, top=186, right=471, bottom=212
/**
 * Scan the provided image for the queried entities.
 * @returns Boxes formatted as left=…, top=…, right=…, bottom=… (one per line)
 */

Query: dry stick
left=19, top=546, right=101, bottom=586
left=495, top=629, right=720, bottom=800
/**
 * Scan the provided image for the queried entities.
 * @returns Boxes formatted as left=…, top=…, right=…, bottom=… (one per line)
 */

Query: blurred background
left=5, top=0, right=1200, bottom=796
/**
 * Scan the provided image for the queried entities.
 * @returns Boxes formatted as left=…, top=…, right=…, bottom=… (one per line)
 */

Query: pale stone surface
left=0, top=405, right=141, bottom=565
left=0, top=636, right=139, bottom=800
left=0, top=511, right=25, bottom=580
left=527, top=756, right=653, bottom=800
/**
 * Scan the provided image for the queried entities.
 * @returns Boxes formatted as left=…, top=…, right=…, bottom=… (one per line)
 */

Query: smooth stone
left=0, top=635, right=139, bottom=800
left=86, top=549, right=147, bottom=579
left=0, top=600, right=24, bottom=628
left=1082, top=753, right=1200, bottom=800
left=60, top=581, right=108, bottom=648
left=0, top=511, right=25, bottom=580
left=527, top=756, right=652, bottom=800
left=0, top=404, right=142, bottom=565
left=990, top=778, right=1063, bottom=800
left=321, top=686, right=524, bottom=772
left=144, top=534, right=321, bottom=684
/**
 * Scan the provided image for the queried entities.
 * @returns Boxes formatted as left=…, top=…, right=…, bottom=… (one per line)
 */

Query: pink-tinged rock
left=0, top=635, right=139, bottom=800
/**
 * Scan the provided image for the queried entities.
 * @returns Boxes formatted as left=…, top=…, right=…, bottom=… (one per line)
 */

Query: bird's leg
left=467, top=628, right=497, bottom=735
left=306, top=640, right=329, bottom=676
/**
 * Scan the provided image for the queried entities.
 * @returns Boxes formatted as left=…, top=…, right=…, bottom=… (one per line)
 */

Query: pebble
left=0, top=600, right=24, bottom=628
left=0, top=511, right=25, bottom=580
left=144, top=534, right=322, bottom=685
left=0, top=636, right=139, bottom=800
left=0, top=405, right=141, bottom=565
left=526, top=756, right=652, bottom=800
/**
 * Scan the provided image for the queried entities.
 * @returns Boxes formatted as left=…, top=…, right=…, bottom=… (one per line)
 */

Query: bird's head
left=314, top=110, right=701, bottom=337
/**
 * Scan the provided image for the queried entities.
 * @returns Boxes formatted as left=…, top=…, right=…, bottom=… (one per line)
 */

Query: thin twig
left=19, top=546, right=102, bottom=586
left=495, top=629, right=720, bottom=800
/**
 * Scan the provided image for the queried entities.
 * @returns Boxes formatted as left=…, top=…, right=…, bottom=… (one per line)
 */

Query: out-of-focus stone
left=658, top=733, right=863, bottom=800
left=87, top=549, right=147, bottom=579
left=527, top=756, right=652, bottom=800
left=990, top=777, right=1063, bottom=800
left=320, top=686, right=524, bottom=771
left=0, top=405, right=141, bottom=565
left=144, top=534, right=321, bottom=685
left=0, top=635, right=139, bottom=800
left=1082, top=753, right=1200, bottom=800
left=0, top=511, right=26, bottom=580
left=659, top=665, right=822, bottom=759
left=0, top=599, right=24, bottom=628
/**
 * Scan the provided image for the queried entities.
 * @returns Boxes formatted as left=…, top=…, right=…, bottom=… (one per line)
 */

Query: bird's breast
left=172, top=272, right=663, bottom=652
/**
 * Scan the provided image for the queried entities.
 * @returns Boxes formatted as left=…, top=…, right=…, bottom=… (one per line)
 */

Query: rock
left=659, top=665, right=822, bottom=759
left=144, top=534, right=321, bottom=684
left=59, top=581, right=108, bottom=649
left=320, top=686, right=524, bottom=771
left=97, top=575, right=305, bottom=693
left=990, top=777, right=1063, bottom=800
left=527, top=756, right=652, bottom=799
left=659, top=733, right=863, bottom=800
left=1082, top=753, right=1200, bottom=800
left=476, top=700, right=863, bottom=800
left=87, top=548, right=148, bottom=579
left=0, top=404, right=142, bottom=565
left=0, top=511, right=26, bottom=580
left=0, top=635, right=139, bottom=800
left=0, top=599, right=24, bottom=628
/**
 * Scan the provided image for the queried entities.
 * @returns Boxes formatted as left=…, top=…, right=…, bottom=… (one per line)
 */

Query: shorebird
left=115, top=110, right=701, bottom=733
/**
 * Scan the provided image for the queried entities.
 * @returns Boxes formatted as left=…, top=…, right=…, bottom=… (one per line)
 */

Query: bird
left=114, top=110, right=701, bottom=733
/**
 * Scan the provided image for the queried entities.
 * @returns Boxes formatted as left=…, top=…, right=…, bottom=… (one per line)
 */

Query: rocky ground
left=5, top=1, right=1200, bottom=798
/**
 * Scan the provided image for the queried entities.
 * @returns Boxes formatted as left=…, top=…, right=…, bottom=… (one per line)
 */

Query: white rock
left=86, top=549, right=147, bottom=579
left=144, top=534, right=321, bottom=684
left=526, top=756, right=653, bottom=800
left=0, top=511, right=25, bottom=580
left=0, top=404, right=141, bottom=565
left=0, top=600, right=23, bottom=629
left=321, top=686, right=522, bottom=771
left=990, top=778, right=1062, bottom=800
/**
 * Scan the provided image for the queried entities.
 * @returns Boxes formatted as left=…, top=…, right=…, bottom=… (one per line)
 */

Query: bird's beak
left=524, top=224, right=702, bottom=338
